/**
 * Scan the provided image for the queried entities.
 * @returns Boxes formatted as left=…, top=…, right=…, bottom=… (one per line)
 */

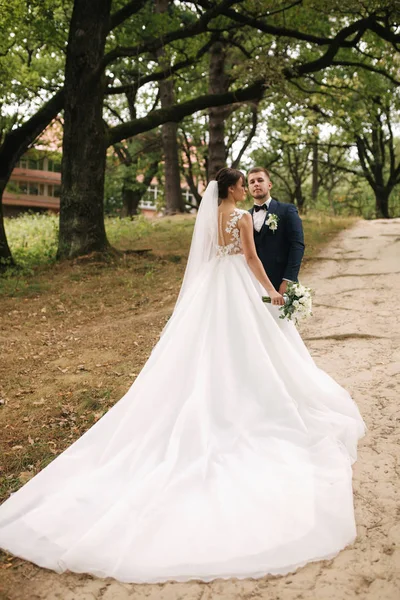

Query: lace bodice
left=216, top=208, right=247, bottom=257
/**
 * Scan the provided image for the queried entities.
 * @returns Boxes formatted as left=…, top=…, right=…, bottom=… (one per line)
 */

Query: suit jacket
left=249, top=198, right=305, bottom=291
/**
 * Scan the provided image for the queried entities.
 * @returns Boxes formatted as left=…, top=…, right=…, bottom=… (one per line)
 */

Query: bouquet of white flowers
left=262, top=282, right=313, bottom=323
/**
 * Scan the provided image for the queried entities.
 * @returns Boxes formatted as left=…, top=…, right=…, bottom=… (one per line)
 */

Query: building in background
left=4, top=122, right=199, bottom=218
left=4, top=154, right=197, bottom=218
left=4, top=152, right=62, bottom=217
left=139, top=183, right=196, bottom=218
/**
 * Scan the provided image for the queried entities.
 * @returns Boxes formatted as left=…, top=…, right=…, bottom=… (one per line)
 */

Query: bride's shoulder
left=235, top=208, right=251, bottom=223
left=235, top=208, right=249, bottom=218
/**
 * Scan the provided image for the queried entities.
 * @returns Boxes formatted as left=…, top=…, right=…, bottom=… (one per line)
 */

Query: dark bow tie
left=254, top=204, right=267, bottom=212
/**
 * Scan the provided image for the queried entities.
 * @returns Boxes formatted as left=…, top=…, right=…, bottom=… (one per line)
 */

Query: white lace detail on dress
left=216, top=209, right=246, bottom=257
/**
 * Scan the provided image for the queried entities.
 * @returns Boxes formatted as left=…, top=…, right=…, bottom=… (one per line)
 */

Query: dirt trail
left=1, top=218, right=400, bottom=600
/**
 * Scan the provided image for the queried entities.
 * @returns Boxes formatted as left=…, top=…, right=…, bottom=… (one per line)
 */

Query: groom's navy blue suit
left=249, top=198, right=305, bottom=291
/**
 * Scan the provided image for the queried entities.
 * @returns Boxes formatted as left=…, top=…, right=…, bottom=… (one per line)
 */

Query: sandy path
left=1, top=218, right=400, bottom=600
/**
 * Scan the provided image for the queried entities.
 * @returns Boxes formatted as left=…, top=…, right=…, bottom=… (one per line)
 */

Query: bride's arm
left=238, top=214, right=284, bottom=305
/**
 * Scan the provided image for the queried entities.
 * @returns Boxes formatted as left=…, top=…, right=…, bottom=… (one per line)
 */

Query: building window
left=140, top=184, right=159, bottom=209
left=48, top=159, right=62, bottom=173
left=17, top=158, right=44, bottom=170
left=47, top=185, right=61, bottom=197
left=29, top=182, right=39, bottom=195
left=18, top=156, right=50, bottom=171
left=5, top=181, right=20, bottom=194
left=7, top=181, right=57, bottom=197
left=182, top=188, right=195, bottom=205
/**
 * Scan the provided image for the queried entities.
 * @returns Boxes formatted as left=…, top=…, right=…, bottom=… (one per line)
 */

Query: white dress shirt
left=252, top=198, right=271, bottom=233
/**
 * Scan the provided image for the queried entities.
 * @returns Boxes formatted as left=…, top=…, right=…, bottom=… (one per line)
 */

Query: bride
left=0, top=168, right=365, bottom=583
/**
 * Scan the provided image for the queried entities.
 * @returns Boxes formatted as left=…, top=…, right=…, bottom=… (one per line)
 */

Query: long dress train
left=0, top=206, right=365, bottom=583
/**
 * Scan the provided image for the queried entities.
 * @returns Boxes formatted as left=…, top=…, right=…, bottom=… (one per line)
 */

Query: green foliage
left=2, top=0, right=400, bottom=276
left=0, top=0, right=69, bottom=135
left=178, top=115, right=208, bottom=192
left=104, top=134, right=162, bottom=215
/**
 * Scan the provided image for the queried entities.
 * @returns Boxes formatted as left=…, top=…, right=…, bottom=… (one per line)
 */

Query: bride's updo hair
left=215, top=167, right=245, bottom=199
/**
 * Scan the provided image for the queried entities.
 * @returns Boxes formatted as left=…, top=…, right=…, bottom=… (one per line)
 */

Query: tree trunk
left=57, top=0, right=111, bottom=259
left=208, top=41, right=230, bottom=180
left=121, top=161, right=158, bottom=217
left=374, top=187, right=390, bottom=219
left=295, top=182, right=305, bottom=213
left=0, top=145, right=14, bottom=270
left=327, top=187, right=336, bottom=215
left=311, top=139, right=319, bottom=203
left=231, top=102, right=259, bottom=169
left=0, top=183, right=14, bottom=270
left=155, top=0, right=184, bottom=215
left=160, top=113, right=184, bottom=214
left=184, top=174, right=202, bottom=207
left=355, top=133, right=395, bottom=221
left=121, top=187, right=140, bottom=218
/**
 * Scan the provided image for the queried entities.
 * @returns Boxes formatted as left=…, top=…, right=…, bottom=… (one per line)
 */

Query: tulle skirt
left=0, top=254, right=365, bottom=582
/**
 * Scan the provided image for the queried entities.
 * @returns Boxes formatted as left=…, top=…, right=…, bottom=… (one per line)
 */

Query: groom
left=247, top=167, right=305, bottom=295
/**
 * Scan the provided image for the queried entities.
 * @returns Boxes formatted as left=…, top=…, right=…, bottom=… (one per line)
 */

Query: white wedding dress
left=0, top=183, right=365, bottom=583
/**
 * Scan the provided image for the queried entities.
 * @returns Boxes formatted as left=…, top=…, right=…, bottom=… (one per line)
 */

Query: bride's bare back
left=217, top=208, right=246, bottom=257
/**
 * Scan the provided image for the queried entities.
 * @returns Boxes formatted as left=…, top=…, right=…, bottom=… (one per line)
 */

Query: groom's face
left=248, top=171, right=272, bottom=202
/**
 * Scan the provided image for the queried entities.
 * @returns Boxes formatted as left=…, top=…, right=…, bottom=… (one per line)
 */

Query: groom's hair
left=248, top=167, right=271, bottom=179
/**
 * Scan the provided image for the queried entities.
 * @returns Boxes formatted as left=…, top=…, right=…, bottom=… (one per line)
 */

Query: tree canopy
left=1, top=0, right=400, bottom=268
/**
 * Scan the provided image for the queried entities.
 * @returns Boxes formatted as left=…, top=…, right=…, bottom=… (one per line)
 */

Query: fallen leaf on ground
left=18, top=471, right=33, bottom=484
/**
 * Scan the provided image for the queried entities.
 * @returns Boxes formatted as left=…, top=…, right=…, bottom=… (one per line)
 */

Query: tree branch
left=215, top=6, right=370, bottom=48
left=270, top=167, right=294, bottom=196
left=367, top=18, right=400, bottom=46
left=356, top=136, right=375, bottom=189
left=105, top=36, right=215, bottom=95
left=288, top=78, right=338, bottom=99
left=259, top=0, right=303, bottom=17
left=0, top=89, right=65, bottom=178
left=385, top=106, right=396, bottom=180
left=107, top=79, right=266, bottom=145
left=330, top=60, right=400, bottom=86
left=231, top=103, right=258, bottom=168
left=101, top=0, right=241, bottom=70
left=287, top=18, right=373, bottom=79
left=109, top=0, right=149, bottom=31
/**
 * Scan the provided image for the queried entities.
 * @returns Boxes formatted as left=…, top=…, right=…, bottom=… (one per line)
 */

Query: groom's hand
left=279, top=281, right=288, bottom=295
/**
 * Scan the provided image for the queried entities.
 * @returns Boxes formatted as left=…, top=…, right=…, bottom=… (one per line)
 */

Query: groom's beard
left=252, top=193, right=270, bottom=203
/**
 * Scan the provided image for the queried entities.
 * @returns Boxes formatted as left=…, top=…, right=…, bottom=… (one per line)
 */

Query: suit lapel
left=266, top=198, right=277, bottom=217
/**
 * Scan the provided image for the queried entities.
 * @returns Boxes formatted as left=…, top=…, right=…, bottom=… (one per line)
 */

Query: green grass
left=1, top=211, right=356, bottom=297
left=3, top=213, right=194, bottom=267
left=4, top=212, right=59, bottom=268
left=301, top=213, right=356, bottom=262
